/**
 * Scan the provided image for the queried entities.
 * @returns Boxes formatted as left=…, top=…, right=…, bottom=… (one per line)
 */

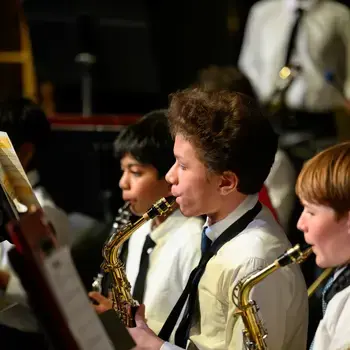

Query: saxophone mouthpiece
left=165, top=196, right=176, bottom=205
left=145, top=196, right=177, bottom=219
left=277, top=244, right=313, bottom=267
left=300, top=244, right=313, bottom=260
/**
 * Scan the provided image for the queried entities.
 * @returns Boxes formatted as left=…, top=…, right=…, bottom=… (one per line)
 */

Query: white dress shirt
left=0, top=170, right=71, bottom=332
left=238, top=0, right=350, bottom=112
left=312, top=268, right=350, bottom=350
left=162, top=195, right=308, bottom=350
left=265, top=149, right=296, bottom=230
left=126, top=209, right=203, bottom=336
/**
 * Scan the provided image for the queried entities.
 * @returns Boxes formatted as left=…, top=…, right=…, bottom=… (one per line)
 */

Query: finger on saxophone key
left=88, top=291, right=113, bottom=314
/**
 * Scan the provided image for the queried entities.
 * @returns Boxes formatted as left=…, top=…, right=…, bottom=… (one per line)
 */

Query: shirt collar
left=204, top=194, right=259, bottom=243
left=334, top=265, right=349, bottom=281
left=285, top=0, right=320, bottom=11
left=27, top=169, right=40, bottom=188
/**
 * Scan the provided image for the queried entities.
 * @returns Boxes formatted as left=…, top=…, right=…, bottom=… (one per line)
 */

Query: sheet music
left=0, top=132, right=40, bottom=212
left=43, top=247, right=115, bottom=350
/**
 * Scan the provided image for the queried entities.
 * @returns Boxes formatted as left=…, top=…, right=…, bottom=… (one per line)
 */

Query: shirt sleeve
left=0, top=241, right=28, bottom=305
left=225, top=257, right=292, bottom=350
left=5, top=272, right=29, bottom=305
left=238, top=4, right=261, bottom=97
left=264, top=150, right=296, bottom=230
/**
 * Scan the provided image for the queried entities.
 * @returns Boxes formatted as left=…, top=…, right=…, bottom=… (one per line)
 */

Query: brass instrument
left=233, top=244, right=313, bottom=350
left=101, top=196, right=176, bottom=327
left=91, top=202, right=132, bottom=294
left=268, top=65, right=301, bottom=117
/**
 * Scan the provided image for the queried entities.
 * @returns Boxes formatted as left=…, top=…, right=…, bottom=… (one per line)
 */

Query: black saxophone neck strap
left=158, top=201, right=262, bottom=345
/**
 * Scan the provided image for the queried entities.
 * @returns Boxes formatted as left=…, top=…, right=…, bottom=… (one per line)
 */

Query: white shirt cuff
left=160, top=342, right=185, bottom=350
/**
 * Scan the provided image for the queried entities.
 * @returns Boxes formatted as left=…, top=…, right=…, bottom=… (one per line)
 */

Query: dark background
left=20, top=0, right=257, bottom=219
left=18, top=0, right=350, bottom=220
left=23, top=0, right=256, bottom=114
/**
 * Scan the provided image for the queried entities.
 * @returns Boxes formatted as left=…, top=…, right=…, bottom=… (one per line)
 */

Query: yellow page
left=0, top=132, right=40, bottom=212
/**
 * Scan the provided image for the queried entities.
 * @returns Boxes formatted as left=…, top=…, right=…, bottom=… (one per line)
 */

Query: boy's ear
left=347, top=211, right=350, bottom=235
left=218, top=171, right=238, bottom=195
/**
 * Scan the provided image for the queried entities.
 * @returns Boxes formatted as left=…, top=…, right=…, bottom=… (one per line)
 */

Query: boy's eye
left=179, top=163, right=187, bottom=170
left=305, top=209, right=314, bottom=216
left=131, top=170, right=142, bottom=177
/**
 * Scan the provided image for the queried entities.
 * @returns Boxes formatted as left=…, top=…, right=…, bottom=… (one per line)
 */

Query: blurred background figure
left=0, top=98, right=71, bottom=244
left=0, top=98, right=71, bottom=349
left=239, top=0, right=350, bottom=142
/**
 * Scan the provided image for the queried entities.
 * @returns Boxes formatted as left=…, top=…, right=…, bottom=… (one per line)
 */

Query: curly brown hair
left=168, top=88, right=278, bottom=194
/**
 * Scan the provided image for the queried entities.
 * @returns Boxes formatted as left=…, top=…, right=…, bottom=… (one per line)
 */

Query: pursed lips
left=171, top=189, right=180, bottom=198
left=122, top=196, right=136, bottom=203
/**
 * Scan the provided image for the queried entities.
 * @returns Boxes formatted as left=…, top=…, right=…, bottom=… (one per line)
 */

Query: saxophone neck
left=239, top=244, right=313, bottom=306
left=103, top=196, right=176, bottom=262
left=103, top=219, right=143, bottom=261
left=239, top=263, right=279, bottom=307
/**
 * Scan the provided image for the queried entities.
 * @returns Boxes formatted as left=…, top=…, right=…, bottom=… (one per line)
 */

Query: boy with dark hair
left=89, top=110, right=203, bottom=336
left=0, top=98, right=70, bottom=348
left=113, top=109, right=176, bottom=214
left=128, top=89, right=308, bottom=350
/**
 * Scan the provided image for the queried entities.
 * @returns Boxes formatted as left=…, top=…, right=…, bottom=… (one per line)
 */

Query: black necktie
left=132, top=234, right=156, bottom=304
left=158, top=202, right=262, bottom=347
left=170, top=228, right=211, bottom=345
left=284, top=8, right=304, bottom=68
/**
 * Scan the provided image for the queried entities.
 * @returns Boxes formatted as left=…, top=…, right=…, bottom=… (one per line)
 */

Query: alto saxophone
left=101, top=196, right=176, bottom=327
left=92, top=202, right=133, bottom=294
left=233, top=244, right=313, bottom=350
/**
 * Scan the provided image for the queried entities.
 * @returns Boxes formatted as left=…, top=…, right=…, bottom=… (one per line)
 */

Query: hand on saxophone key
left=88, top=291, right=113, bottom=314
left=127, top=304, right=165, bottom=350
